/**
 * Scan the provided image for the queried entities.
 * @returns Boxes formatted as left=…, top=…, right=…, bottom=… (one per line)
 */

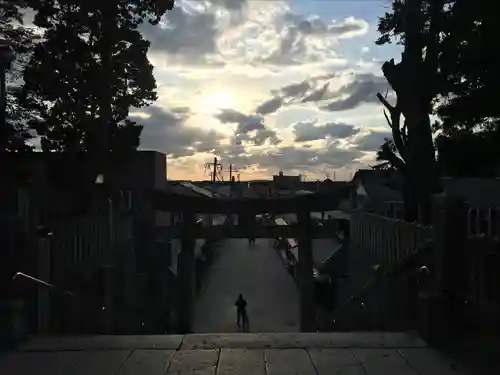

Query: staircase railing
left=11, top=272, right=146, bottom=335
left=317, top=242, right=434, bottom=332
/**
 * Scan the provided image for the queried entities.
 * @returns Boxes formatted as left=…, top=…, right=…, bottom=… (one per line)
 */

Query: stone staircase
left=0, top=332, right=473, bottom=375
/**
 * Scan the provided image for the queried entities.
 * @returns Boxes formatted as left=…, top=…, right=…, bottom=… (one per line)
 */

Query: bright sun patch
left=198, top=90, right=236, bottom=115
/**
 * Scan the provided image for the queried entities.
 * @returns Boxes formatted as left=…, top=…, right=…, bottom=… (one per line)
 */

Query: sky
left=31, top=0, right=403, bottom=181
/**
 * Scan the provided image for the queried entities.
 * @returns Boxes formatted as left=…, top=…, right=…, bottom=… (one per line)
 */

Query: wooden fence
left=350, top=212, right=433, bottom=267
left=461, top=234, right=500, bottom=312
left=11, top=188, right=133, bottom=283
left=383, top=201, right=500, bottom=237
left=336, top=197, right=500, bottom=337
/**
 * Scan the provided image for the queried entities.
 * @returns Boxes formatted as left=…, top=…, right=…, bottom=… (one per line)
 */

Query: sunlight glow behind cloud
left=135, top=0, right=402, bottom=180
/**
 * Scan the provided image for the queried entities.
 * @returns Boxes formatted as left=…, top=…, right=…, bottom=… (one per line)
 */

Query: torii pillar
left=297, top=206, right=316, bottom=332
left=178, top=210, right=196, bottom=333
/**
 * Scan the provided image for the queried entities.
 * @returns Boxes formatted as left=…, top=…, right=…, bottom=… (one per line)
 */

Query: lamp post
left=95, top=173, right=114, bottom=252
left=0, top=39, right=14, bottom=146
left=94, top=173, right=114, bottom=333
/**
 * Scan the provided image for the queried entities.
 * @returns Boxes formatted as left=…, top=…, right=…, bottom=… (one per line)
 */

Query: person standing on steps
left=235, top=294, right=248, bottom=331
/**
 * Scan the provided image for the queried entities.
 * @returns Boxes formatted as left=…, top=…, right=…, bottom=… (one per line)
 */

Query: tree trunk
left=404, top=112, right=442, bottom=224
left=381, top=0, right=443, bottom=224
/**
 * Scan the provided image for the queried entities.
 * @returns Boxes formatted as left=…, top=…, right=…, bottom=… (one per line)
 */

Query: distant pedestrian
left=235, top=294, right=248, bottom=330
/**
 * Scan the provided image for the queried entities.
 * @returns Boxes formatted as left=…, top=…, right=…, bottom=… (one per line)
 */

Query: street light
left=0, top=39, right=15, bottom=146
left=95, top=173, right=113, bottom=251
left=95, top=173, right=114, bottom=333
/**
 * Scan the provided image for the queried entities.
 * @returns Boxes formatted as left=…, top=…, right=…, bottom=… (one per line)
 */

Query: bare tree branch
left=377, top=144, right=406, bottom=171
left=377, top=92, right=407, bottom=162
left=377, top=92, right=395, bottom=112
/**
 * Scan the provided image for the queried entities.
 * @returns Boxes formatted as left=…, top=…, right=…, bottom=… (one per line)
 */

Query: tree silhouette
left=373, top=137, right=400, bottom=171
left=21, top=0, right=174, bottom=187
left=376, top=0, right=446, bottom=223
left=1, top=1, right=40, bottom=152
left=436, top=130, right=500, bottom=177
left=434, top=1, right=500, bottom=176
left=378, top=1, right=500, bottom=179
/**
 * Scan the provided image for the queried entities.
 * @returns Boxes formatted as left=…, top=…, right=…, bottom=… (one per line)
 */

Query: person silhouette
left=234, top=294, right=248, bottom=330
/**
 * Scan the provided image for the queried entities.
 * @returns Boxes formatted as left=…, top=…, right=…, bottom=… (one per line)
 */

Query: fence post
left=417, top=194, right=468, bottom=344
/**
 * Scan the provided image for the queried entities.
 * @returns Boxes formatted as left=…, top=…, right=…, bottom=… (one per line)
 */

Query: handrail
left=325, top=243, right=434, bottom=329
left=13, top=272, right=74, bottom=296
left=12, top=272, right=145, bottom=333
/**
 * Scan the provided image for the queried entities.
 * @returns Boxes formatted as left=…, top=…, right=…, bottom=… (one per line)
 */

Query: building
left=273, top=171, right=301, bottom=192
left=247, top=180, right=272, bottom=198
left=349, top=169, right=403, bottom=216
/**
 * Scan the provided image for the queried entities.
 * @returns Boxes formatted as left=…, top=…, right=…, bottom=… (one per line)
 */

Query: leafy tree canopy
left=20, top=0, right=174, bottom=187
left=1, top=0, right=40, bottom=152
left=376, top=0, right=500, bottom=177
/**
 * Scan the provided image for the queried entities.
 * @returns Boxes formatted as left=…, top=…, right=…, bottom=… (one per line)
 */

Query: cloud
left=214, top=108, right=281, bottom=146
left=322, top=73, right=391, bottom=111
left=131, top=106, right=225, bottom=157
left=255, top=97, right=283, bottom=115
left=294, top=120, right=361, bottom=142
left=251, top=71, right=389, bottom=116
left=222, top=144, right=363, bottom=174
left=295, top=16, right=369, bottom=38
left=133, top=1, right=389, bottom=179
left=142, top=0, right=369, bottom=67
left=354, top=130, right=392, bottom=151
left=141, top=2, right=221, bottom=65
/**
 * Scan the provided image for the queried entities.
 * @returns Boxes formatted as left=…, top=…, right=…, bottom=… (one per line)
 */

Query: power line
left=204, top=157, right=224, bottom=182
left=227, top=163, right=242, bottom=182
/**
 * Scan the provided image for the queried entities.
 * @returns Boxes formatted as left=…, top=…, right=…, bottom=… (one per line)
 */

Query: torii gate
left=148, top=188, right=346, bottom=333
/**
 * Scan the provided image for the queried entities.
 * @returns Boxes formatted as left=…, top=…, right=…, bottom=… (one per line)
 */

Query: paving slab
left=18, top=334, right=184, bottom=351
left=353, top=348, right=418, bottom=375
left=264, top=348, right=316, bottom=375
left=309, top=348, right=365, bottom=375
left=0, top=351, right=84, bottom=375
left=398, top=347, right=473, bottom=375
left=0, top=333, right=475, bottom=375
left=166, top=349, right=219, bottom=375
left=117, top=350, right=175, bottom=375
left=181, top=332, right=426, bottom=350
left=217, top=349, right=265, bottom=375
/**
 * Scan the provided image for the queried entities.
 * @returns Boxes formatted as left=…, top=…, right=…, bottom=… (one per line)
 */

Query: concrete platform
left=0, top=332, right=473, bottom=374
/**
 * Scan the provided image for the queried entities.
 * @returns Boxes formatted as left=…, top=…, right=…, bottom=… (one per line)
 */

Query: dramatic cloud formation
left=130, top=106, right=225, bottom=158
left=134, top=0, right=402, bottom=180
left=293, top=120, right=360, bottom=142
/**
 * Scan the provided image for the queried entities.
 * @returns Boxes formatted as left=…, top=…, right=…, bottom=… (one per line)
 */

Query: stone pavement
left=193, top=239, right=299, bottom=333
left=0, top=332, right=473, bottom=375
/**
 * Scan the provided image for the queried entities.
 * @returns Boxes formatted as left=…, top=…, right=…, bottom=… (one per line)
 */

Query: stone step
left=18, top=332, right=426, bottom=351
left=1, top=332, right=475, bottom=375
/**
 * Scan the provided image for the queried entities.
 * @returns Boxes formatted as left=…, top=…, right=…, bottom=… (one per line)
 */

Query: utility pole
left=204, top=157, right=223, bottom=182
left=227, top=163, right=241, bottom=182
